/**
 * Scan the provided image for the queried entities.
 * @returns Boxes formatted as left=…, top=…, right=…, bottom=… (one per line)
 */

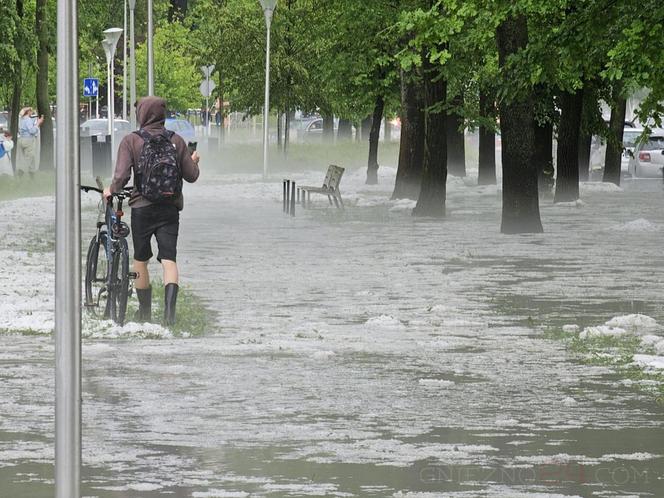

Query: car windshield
left=623, top=131, right=643, bottom=148
left=643, top=136, right=664, bottom=150
left=166, top=120, right=181, bottom=131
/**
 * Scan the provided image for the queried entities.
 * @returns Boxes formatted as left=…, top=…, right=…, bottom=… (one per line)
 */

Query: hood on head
left=136, top=96, right=167, bottom=129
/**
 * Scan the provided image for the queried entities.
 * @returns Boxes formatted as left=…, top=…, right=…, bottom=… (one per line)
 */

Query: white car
left=627, top=130, right=664, bottom=178
left=80, top=119, right=132, bottom=140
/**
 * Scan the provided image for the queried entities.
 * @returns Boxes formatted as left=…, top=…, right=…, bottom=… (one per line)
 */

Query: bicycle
left=81, top=180, right=136, bottom=325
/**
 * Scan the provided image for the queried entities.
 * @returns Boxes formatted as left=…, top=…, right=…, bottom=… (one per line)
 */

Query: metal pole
left=290, top=181, right=295, bottom=216
left=106, top=58, right=112, bottom=134
left=55, top=0, right=81, bottom=497
left=129, top=1, right=136, bottom=128
left=147, top=0, right=154, bottom=96
left=110, top=55, right=116, bottom=162
left=262, top=11, right=273, bottom=179
left=122, top=0, right=127, bottom=120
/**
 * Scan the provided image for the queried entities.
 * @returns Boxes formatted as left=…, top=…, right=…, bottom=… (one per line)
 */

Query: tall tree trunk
left=322, top=114, right=334, bottom=143
left=361, top=116, right=372, bottom=142
left=447, top=93, right=466, bottom=177
left=384, top=118, right=392, bottom=142
left=168, top=0, right=187, bottom=21
left=534, top=120, right=554, bottom=194
left=284, top=111, right=291, bottom=158
left=478, top=88, right=496, bottom=185
left=392, top=69, right=425, bottom=200
left=603, top=95, right=626, bottom=185
left=277, top=111, right=282, bottom=151
left=578, top=130, right=592, bottom=182
left=337, top=119, right=352, bottom=141
left=578, top=89, right=594, bottom=182
left=9, top=0, right=23, bottom=173
left=413, top=57, right=447, bottom=218
left=217, top=68, right=224, bottom=145
left=554, top=88, right=584, bottom=203
left=10, top=70, right=22, bottom=173
left=496, top=15, right=543, bottom=233
left=36, top=0, right=54, bottom=170
left=366, top=95, right=385, bottom=185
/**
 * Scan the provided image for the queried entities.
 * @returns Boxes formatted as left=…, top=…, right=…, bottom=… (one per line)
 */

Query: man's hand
left=37, top=116, right=44, bottom=127
left=191, top=151, right=200, bottom=165
left=103, top=187, right=112, bottom=201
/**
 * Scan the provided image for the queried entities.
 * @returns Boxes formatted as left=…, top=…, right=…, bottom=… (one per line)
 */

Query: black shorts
left=131, top=204, right=180, bottom=262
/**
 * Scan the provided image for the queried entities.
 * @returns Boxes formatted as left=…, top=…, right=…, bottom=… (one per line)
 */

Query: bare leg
left=134, top=260, right=150, bottom=289
left=161, top=259, right=179, bottom=286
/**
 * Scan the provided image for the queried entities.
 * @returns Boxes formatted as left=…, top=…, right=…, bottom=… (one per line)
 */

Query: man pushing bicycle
left=104, top=96, right=200, bottom=326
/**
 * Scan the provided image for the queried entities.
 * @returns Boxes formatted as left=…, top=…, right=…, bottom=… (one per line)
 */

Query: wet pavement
left=1, top=171, right=663, bottom=497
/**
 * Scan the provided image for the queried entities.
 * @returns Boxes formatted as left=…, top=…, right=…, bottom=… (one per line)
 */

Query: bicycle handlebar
left=80, top=185, right=133, bottom=198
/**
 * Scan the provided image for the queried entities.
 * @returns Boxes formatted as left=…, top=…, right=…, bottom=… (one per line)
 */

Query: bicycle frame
left=82, top=185, right=134, bottom=315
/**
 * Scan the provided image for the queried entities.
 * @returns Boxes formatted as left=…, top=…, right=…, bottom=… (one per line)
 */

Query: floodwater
left=1, top=167, right=663, bottom=497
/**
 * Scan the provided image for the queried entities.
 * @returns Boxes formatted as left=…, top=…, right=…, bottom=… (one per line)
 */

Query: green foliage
left=134, top=22, right=201, bottom=111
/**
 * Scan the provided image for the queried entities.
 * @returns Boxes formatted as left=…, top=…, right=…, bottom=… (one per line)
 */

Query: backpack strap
left=134, top=129, right=152, bottom=142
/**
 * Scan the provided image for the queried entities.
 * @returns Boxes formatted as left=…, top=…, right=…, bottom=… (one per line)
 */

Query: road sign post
left=200, top=65, right=216, bottom=138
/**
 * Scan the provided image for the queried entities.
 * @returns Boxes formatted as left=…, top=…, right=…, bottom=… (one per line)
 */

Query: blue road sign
left=83, top=78, right=99, bottom=98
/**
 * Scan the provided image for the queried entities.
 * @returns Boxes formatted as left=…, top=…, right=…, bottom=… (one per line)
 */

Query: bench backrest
left=323, top=165, right=345, bottom=191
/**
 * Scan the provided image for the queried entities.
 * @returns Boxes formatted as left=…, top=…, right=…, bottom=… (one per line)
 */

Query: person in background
left=17, top=107, right=43, bottom=178
left=0, top=132, right=15, bottom=176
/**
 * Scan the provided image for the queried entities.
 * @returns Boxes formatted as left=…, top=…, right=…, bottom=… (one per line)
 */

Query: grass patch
left=0, top=327, right=50, bottom=336
left=125, top=280, right=215, bottom=337
left=0, top=171, right=55, bottom=201
left=545, top=325, right=664, bottom=402
left=205, top=141, right=401, bottom=174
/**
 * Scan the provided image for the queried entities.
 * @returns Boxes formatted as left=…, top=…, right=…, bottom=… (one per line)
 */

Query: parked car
left=621, top=128, right=645, bottom=174
left=627, top=130, right=664, bottom=178
left=589, top=126, right=645, bottom=178
left=165, top=118, right=196, bottom=143
left=80, top=119, right=132, bottom=141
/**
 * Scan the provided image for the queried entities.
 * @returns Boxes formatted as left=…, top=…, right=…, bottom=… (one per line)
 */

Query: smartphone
left=187, top=142, right=197, bottom=155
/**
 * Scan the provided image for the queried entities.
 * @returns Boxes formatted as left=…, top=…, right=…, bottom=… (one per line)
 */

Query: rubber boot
left=134, top=286, right=152, bottom=322
left=164, top=283, right=179, bottom=327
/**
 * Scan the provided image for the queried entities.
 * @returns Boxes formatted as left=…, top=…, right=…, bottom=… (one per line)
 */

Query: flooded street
left=1, top=169, right=663, bottom=497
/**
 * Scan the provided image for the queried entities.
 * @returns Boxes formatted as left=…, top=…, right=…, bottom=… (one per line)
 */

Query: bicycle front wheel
left=109, top=239, right=130, bottom=326
left=84, top=232, right=110, bottom=317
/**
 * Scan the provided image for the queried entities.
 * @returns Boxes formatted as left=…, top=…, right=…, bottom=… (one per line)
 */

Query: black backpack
left=134, top=129, right=182, bottom=203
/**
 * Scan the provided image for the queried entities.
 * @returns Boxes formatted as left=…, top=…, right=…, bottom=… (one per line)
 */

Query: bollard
left=290, top=181, right=296, bottom=216
left=286, top=180, right=291, bottom=214
left=283, top=180, right=287, bottom=213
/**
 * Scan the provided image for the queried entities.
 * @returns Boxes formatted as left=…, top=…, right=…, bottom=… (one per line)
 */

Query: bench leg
left=336, top=192, right=344, bottom=209
left=327, top=195, right=334, bottom=206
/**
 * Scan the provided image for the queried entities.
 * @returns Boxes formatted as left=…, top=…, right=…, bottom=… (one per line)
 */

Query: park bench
left=298, top=165, right=345, bottom=209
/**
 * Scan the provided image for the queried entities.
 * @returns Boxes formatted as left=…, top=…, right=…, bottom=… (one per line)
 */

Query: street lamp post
left=102, top=27, right=123, bottom=162
left=55, top=0, right=81, bottom=494
left=259, top=0, right=276, bottom=180
left=147, top=0, right=154, bottom=95
left=123, top=0, right=127, bottom=120
left=129, top=0, right=136, bottom=128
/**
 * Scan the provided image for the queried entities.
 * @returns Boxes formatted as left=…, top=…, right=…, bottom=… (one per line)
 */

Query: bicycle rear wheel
left=109, top=239, right=130, bottom=326
left=84, top=232, right=111, bottom=317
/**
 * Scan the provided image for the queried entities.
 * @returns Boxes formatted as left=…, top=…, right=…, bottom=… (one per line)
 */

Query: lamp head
left=103, top=27, right=123, bottom=47
left=259, top=0, right=277, bottom=12
left=128, top=0, right=136, bottom=9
